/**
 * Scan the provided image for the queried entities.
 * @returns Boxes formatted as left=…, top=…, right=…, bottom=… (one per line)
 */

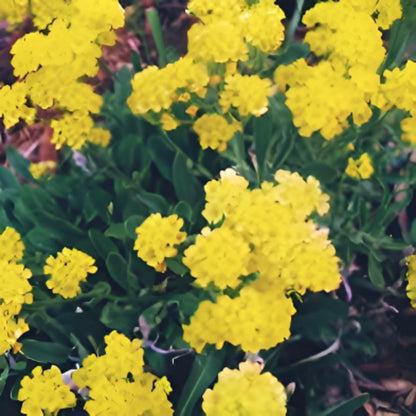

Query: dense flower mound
left=0, top=228, right=32, bottom=354
left=72, top=331, right=173, bottom=415
left=127, top=0, right=285, bottom=151
left=131, top=168, right=341, bottom=353
left=43, top=248, right=98, bottom=298
left=18, top=366, right=77, bottom=416
left=134, top=213, right=187, bottom=272
left=202, top=361, right=287, bottom=416
left=0, top=0, right=124, bottom=149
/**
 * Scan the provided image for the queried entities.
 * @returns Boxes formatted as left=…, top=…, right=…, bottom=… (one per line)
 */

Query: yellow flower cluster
left=134, top=213, right=187, bottom=272
left=302, top=1, right=386, bottom=76
left=0, top=0, right=124, bottom=149
left=406, top=255, right=416, bottom=308
left=43, top=248, right=97, bottom=298
left=192, top=114, right=242, bottom=151
left=275, top=0, right=401, bottom=141
left=0, top=227, right=32, bottom=354
left=72, top=331, right=173, bottom=415
left=372, top=61, right=416, bottom=144
left=345, top=153, right=375, bottom=180
left=18, top=365, right=76, bottom=416
left=341, top=0, right=402, bottom=30
left=202, top=361, right=287, bottom=416
left=127, top=57, right=209, bottom=115
left=182, top=168, right=340, bottom=352
left=275, top=59, right=372, bottom=140
left=220, top=74, right=273, bottom=117
left=188, top=0, right=285, bottom=54
left=29, top=161, right=57, bottom=179
left=127, top=0, right=285, bottom=151
left=183, top=286, right=295, bottom=352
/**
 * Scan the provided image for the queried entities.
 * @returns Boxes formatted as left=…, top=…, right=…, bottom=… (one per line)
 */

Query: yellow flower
left=220, top=74, right=273, bottom=117
left=187, top=21, right=248, bottom=63
left=0, top=227, right=25, bottom=263
left=275, top=59, right=372, bottom=140
left=0, top=303, right=29, bottom=355
left=160, top=113, right=179, bottom=131
left=72, top=331, right=145, bottom=387
left=202, top=168, right=249, bottom=224
left=406, top=255, right=416, bottom=308
left=273, top=169, right=330, bottom=218
left=134, top=213, right=186, bottom=272
left=0, top=83, right=35, bottom=129
left=183, top=227, right=251, bottom=289
left=0, top=261, right=33, bottom=306
left=18, top=365, right=77, bottom=416
left=44, top=248, right=97, bottom=298
left=401, top=116, right=416, bottom=144
left=345, top=153, right=374, bottom=180
left=302, top=2, right=385, bottom=75
left=202, top=361, right=287, bottom=416
left=183, top=286, right=295, bottom=352
left=373, top=61, right=416, bottom=116
left=193, top=114, right=242, bottom=152
left=72, top=331, right=173, bottom=416
left=241, top=1, right=286, bottom=53
left=29, top=161, right=57, bottom=179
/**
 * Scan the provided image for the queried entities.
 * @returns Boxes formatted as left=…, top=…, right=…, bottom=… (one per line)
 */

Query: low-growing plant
left=0, top=0, right=416, bottom=414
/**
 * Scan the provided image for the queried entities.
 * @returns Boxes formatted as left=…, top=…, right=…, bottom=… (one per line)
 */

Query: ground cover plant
left=0, top=0, right=416, bottom=414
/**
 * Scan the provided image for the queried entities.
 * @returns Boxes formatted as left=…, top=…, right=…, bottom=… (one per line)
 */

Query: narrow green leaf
left=89, top=229, right=119, bottom=260
left=21, top=339, right=71, bottom=364
left=146, top=8, right=167, bottom=67
left=176, top=346, right=226, bottom=416
left=172, top=152, right=203, bottom=206
left=124, top=215, right=145, bottom=239
left=6, top=147, right=32, bottom=181
left=253, top=111, right=273, bottom=180
left=106, top=252, right=128, bottom=290
left=0, top=165, right=19, bottom=190
left=321, top=393, right=369, bottom=416
left=368, top=254, right=385, bottom=288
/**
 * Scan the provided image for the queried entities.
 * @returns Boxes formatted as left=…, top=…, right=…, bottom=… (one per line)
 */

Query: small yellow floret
left=134, top=213, right=186, bottom=272
left=44, top=248, right=97, bottom=298
left=202, top=361, right=287, bottom=416
left=18, top=365, right=77, bottom=416
left=193, top=114, right=242, bottom=152
left=345, top=153, right=374, bottom=180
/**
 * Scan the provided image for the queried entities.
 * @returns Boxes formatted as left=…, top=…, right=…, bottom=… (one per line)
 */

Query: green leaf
left=368, top=254, right=385, bottom=288
left=0, top=165, right=19, bottom=190
left=173, top=200, right=193, bottom=224
left=172, top=152, right=203, bottom=206
left=21, top=339, right=72, bottom=364
left=253, top=111, right=273, bottom=180
left=0, top=356, right=9, bottom=395
left=176, top=346, right=226, bottom=416
left=105, top=222, right=126, bottom=240
left=147, top=133, right=175, bottom=181
left=321, top=394, right=369, bottom=416
left=83, top=188, right=112, bottom=223
left=146, top=8, right=167, bottom=67
left=100, top=302, right=141, bottom=333
left=89, top=229, right=119, bottom=260
left=136, top=189, right=168, bottom=215
left=165, top=257, right=189, bottom=277
left=6, top=147, right=32, bottom=181
left=106, top=252, right=129, bottom=290
left=24, top=227, right=60, bottom=253
left=124, top=215, right=145, bottom=239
